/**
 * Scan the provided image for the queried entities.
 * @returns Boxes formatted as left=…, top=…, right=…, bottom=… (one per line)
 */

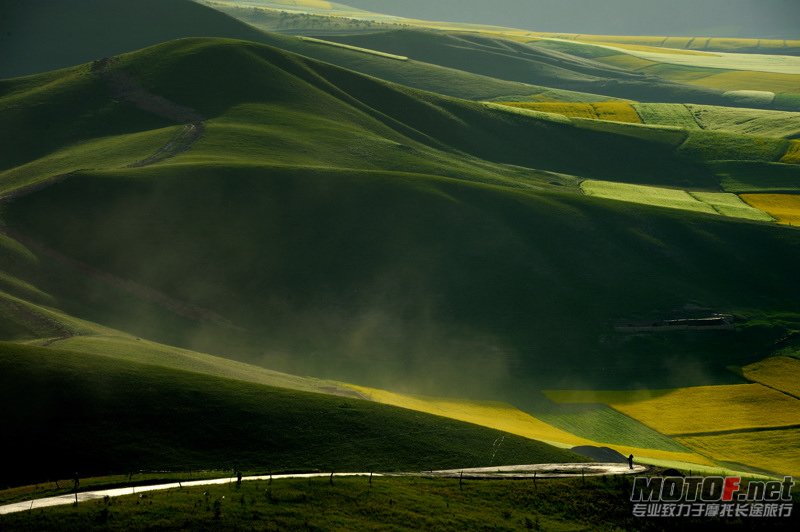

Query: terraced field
left=741, top=194, right=800, bottom=225
left=580, top=180, right=773, bottom=221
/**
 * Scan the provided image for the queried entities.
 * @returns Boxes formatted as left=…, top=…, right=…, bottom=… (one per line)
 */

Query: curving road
left=0, top=463, right=646, bottom=516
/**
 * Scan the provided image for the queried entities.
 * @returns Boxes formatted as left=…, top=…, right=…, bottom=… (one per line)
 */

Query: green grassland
left=530, top=39, right=800, bottom=110
left=4, top=37, right=800, bottom=402
left=0, top=342, right=584, bottom=488
left=715, top=162, right=800, bottom=193
left=633, top=103, right=800, bottom=138
left=316, top=29, right=736, bottom=105
left=3, top=2, right=800, bottom=495
left=580, top=180, right=774, bottom=221
left=530, top=402, right=691, bottom=453
left=7, top=475, right=797, bottom=531
left=0, top=0, right=609, bottom=103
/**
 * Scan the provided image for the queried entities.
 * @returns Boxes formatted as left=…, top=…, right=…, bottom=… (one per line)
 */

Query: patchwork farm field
left=347, top=384, right=591, bottom=447
left=580, top=180, right=773, bottom=221
left=348, top=384, right=716, bottom=467
left=743, top=356, right=800, bottom=398
left=545, top=384, right=800, bottom=435
left=741, top=194, right=800, bottom=225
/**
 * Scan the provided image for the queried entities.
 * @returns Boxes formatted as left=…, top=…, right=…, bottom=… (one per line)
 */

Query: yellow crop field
left=528, top=33, right=800, bottom=55
left=688, top=71, right=800, bottom=93
left=741, top=194, right=800, bottom=226
left=348, top=384, right=715, bottom=466
left=545, top=384, right=800, bottom=435
left=743, top=356, right=800, bottom=398
left=679, top=429, right=800, bottom=477
left=498, top=102, right=641, bottom=123
left=782, top=141, right=800, bottom=164
left=347, top=384, right=590, bottom=446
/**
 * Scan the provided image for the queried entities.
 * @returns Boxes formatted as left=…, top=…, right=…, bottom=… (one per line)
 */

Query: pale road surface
left=0, top=463, right=647, bottom=516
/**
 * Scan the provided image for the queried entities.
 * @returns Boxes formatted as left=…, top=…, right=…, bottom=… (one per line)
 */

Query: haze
left=346, top=0, right=800, bottom=38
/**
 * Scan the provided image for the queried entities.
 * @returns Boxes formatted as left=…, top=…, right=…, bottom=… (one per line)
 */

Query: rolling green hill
left=316, top=29, right=755, bottom=105
left=0, top=0, right=610, bottom=103
left=2, top=37, right=800, bottom=406
left=0, top=342, right=584, bottom=487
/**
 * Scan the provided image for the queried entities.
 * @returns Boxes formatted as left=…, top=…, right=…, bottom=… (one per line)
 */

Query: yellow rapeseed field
left=741, top=194, right=800, bottom=226
left=498, top=102, right=641, bottom=123
left=347, top=384, right=715, bottom=466
left=347, top=384, right=590, bottom=446
left=545, top=384, right=800, bottom=435
left=743, top=356, right=800, bottom=398
left=678, top=429, right=800, bottom=477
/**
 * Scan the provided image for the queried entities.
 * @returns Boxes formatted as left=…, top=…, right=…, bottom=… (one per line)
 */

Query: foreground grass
left=2, top=476, right=797, bottom=531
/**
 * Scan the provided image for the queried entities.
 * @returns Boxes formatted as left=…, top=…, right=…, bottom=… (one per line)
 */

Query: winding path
left=0, top=463, right=647, bottom=516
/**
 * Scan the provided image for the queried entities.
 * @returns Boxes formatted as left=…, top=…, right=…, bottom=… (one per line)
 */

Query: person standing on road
left=73, top=472, right=80, bottom=504
left=628, top=454, right=634, bottom=470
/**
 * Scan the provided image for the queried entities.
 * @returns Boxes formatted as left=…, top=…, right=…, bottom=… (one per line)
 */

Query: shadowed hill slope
left=0, top=0, right=607, bottom=102
left=0, top=342, right=585, bottom=487
left=2, top=38, right=799, bottom=400
left=0, top=0, right=272, bottom=78
left=320, top=29, right=731, bottom=104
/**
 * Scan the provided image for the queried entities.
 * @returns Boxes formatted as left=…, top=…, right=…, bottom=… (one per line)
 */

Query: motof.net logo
left=630, top=476, right=794, bottom=518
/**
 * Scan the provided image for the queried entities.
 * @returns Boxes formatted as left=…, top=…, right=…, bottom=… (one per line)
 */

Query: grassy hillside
left=319, top=29, right=737, bottom=105
left=0, top=0, right=610, bottom=103
left=0, top=342, right=584, bottom=487
left=3, top=38, right=800, bottom=401
left=0, top=0, right=275, bottom=78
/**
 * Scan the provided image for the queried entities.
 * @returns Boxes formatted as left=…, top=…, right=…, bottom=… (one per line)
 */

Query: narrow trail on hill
left=0, top=58, right=205, bottom=203
left=0, top=464, right=647, bottom=516
left=0, top=58, right=218, bottom=330
left=93, top=57, right=206, bottom=167
left=0, top=297, right=74, bottom=345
